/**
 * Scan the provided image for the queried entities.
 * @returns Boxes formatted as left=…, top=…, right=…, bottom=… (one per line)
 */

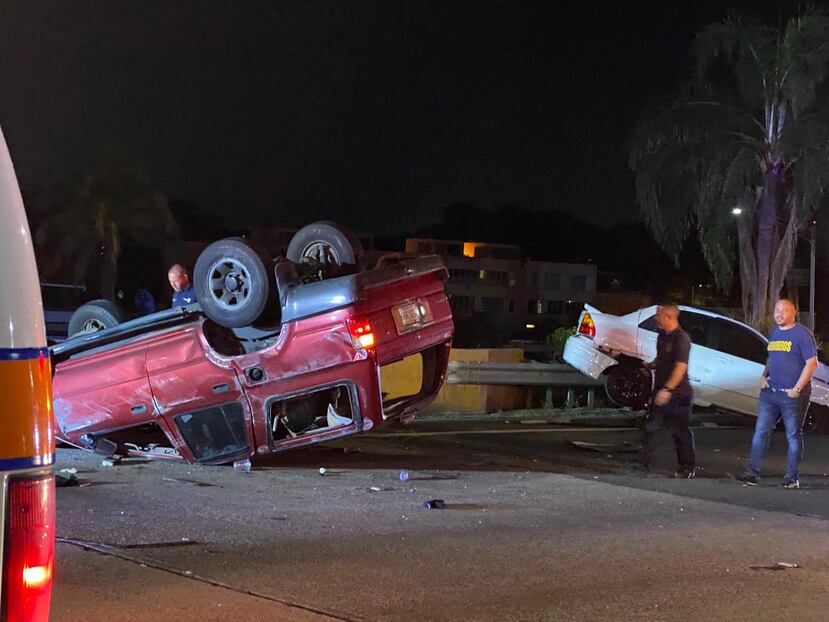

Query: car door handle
left=213, top=383, right=230, bottom=394
left=130, top=404, right=148, bottom=415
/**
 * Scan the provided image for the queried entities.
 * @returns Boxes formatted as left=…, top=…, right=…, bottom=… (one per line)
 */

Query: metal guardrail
left=445, top=361, right=603, bottom=387
left=445, top=360, right=604, bottom=409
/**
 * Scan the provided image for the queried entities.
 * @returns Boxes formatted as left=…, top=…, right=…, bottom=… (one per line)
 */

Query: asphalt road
left=52, top=412, right=829, bottom=621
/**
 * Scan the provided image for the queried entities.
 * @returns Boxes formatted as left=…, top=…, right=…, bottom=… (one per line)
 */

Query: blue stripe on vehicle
left=0, top=347, right=49, bottom=361
left=0, top=453, right=54, bottom=470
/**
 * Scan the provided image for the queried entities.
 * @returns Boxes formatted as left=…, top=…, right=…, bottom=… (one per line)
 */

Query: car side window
left=678, top=312, right=714, bottom=347
left=638, top=315, right=658, bottom=332
left=716, top=320, right=767, bottom=364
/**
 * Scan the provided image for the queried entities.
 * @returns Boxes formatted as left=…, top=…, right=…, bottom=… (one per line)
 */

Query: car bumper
left=563, top=335, right=617, bottom=379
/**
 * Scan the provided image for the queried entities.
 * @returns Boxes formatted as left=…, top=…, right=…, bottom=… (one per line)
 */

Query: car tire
left=67, top=299, right=124, bottom=337
left=194, top=237, right=275, bottom=329
left=803, top=404, right=829, bottom=435
left=604, top=362, right=652, bottom=411
left=286, top=221, right=364, bottom=273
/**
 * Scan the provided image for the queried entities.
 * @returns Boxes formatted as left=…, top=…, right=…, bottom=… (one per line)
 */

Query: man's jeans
left=747, top=388, right=811, bottom=480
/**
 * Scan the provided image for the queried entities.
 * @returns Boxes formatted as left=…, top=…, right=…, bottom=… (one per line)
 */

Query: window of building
left=508, top=298, right=515, bottom=312
left=543, top=273, right=561, bottom=290
left=481, top=297, right=504, bottom=313
left=570, top=275, right=587, bottom=291
left=450, top=295, right=474, bottom=313
left=547, top=300, right=564, bottom=315
left=481, top=270, right=508, bottom=284
left=449, top=269, right=477, bottom=281
left=527, top=299, right=542, bottom=314
left=527, top=272, right=538, bottom=287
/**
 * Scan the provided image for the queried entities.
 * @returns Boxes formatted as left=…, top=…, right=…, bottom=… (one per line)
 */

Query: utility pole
left=810, top=219, right=816, bottom=331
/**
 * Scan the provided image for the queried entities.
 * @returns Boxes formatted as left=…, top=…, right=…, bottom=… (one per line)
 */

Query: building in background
left=405, top=238, right=596, bottom=343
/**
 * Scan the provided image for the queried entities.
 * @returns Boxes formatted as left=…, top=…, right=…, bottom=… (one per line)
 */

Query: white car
left=564, top=304, right=829, bottom=428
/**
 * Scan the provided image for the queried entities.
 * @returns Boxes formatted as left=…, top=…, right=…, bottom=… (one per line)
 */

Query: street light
left=732, top=207, right=742, bottom=216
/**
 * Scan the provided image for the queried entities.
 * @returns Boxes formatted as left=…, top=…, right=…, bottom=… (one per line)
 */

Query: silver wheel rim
left=207, top=257, right=253, bottom=311
left=301, top=241, right=342, bottom=265
left=79, top=318, right=107, bottom=334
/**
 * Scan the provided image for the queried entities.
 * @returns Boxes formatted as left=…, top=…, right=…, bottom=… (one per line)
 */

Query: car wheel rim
left=207, top=257, right=252, bottom=311
left=80, top=319, right=106, bottom=334
left=612, top=370, right=645, bottom=403
left=301, top=241, right=341, bottom=266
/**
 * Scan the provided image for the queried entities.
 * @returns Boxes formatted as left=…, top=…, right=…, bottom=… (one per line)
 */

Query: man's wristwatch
left=661, top=387, right=673, bottom=393
left=793, top=386, right=802, bottom=394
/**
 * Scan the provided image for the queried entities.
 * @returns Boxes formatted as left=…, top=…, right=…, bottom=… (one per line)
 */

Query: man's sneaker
left=781, top=478, right=800, bottom=490
left=674, top=466, right=696, bottom=479
left=736, top=471, right=758, bottom=485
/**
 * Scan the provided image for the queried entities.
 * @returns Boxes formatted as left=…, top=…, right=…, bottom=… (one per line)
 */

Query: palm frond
left=630, top=94, right=762, bottom=272
left=691, top=14, right=775, bottom=110
left=780, top=7, right=829, bottom=115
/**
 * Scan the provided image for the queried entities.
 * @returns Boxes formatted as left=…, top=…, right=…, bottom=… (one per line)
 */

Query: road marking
left=57, top=537, right=362, bottom=621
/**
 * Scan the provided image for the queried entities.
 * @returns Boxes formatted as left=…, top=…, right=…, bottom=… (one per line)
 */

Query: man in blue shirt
left=739, top=299, right=818, bottom=489
left=168, top=264, right=197, bottom=307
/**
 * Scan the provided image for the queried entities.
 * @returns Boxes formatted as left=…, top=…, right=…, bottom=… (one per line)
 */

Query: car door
left=53, top=340, right=155, bottom=441
left=705, top=319, right=767, bottom=415
left=145, top=324, right=253, bottom=463
left=638, top=310, right=719, bottom=405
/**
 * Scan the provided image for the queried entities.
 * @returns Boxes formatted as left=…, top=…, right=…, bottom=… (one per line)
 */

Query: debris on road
left=750, top=562, right=801, bottom=571
left=56, top=473, right=80, bottom=487
left=423, top=499, right=446, bottom=509
left=161, top=476, right=214, bottom=487
left=319, top=467, right=327, bottom=475
left=233, top=459, right=252, bottom=473
left=101, top=457, right=121, bottom=467
left=368, top=486, right=382, bottom=492
left=399, top=470, right=410, bottom=482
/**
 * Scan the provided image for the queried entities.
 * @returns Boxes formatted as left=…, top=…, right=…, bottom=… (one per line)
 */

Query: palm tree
left=630, top=8, right=829, bottom=329
left=35, top=151, right=176, bottom=300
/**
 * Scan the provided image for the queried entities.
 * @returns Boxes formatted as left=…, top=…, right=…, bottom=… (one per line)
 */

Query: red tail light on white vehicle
left=578, top=311, right=596, bottom=338
left=347, top=317, right=375, bottom=350
left=2, top=475, right=56, bottom=621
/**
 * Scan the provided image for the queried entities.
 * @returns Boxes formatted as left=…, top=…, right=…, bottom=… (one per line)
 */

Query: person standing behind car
left=738, top=299, right=818, bottom=489
left=639, top=303, right=696, bottom=478
left=168, top=264, right=197, bottom=307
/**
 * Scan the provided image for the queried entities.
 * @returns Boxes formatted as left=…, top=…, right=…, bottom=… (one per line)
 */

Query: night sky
left=0, top=1, right=808, bottom=236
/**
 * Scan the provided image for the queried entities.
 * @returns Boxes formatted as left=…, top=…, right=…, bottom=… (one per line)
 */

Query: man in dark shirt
left=640, top=303, right=696, bottom=478
left=738, top=299, right=818, bottom=489
left=168, top=264, right=197, bottom=307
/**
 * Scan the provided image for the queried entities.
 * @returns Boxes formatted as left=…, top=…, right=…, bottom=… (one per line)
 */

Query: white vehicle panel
left=563, top=334, right=617, bottom=379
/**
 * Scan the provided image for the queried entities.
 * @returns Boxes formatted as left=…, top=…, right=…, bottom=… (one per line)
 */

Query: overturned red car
left=50, top=222, right=453, bottom=464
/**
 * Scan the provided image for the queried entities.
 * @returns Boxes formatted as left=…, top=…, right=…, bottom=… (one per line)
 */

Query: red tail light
left=346, top=317, right=375, bottom=350
left=3, top=475, right=55, bottom=621
left=578, top=311, right=596, bottom=338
